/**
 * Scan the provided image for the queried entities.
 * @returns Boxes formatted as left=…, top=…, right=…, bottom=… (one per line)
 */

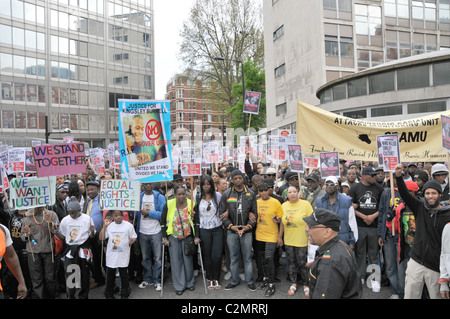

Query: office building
left=264, top=0, right=450, bottom=133
left=0, top=0, right=154, bottom=147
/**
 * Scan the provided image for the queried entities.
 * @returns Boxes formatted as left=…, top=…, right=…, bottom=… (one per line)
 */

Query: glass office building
left=0, top=0, right=154, bottom=147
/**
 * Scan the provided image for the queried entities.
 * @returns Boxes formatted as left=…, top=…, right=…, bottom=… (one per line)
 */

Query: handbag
left=176, top=206, right=196, bottom=257
left=32, top=217, right=64, bottom=256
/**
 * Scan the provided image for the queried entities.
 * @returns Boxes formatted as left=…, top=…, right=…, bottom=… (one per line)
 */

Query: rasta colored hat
left=67, top=196, right=81, bottom=212
left=303, top=208, right=341, bottom=232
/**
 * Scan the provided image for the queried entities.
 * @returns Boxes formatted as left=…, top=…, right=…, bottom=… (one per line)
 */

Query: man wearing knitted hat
left=394, top=164, right=450, bottom=299
left=56, top=196, right=96, bottom=299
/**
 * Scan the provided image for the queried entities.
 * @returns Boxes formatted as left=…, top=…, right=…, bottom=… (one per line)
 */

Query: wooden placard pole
left=389, top=172, right=395, bottom=236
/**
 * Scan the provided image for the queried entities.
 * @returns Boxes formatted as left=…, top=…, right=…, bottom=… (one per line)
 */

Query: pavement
left=87, top=253, right=392, bottom=300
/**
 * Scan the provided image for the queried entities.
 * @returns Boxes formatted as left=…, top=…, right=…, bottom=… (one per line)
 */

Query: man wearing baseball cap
left=394, top=164, right=450, bottom=299
left=316, top=176, right=356, bottom=249
left=348, top=166, right=384, bottom=284
left=303, top=208, right=362, bottom=299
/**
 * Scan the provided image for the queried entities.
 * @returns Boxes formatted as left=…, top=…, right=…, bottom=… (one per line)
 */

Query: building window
left=371, top=105, right=403, bottom=117
left=397, top=64, right=430, bottom=90
left=273, top=25, right=284, bottom=41
left=275, top=63, right=285, bottom=77
left=440, top=0, right=450, bottom=23
left=348, top=77, right=367, bottom=98
left=355, top=4, right=382, bottom=44
left=385, top=0, right=410, bottom=19
left=412, top=0, right=437, bottom=22
left=433, top=61, right=450, bottom=85
left=275, top=103, right=286, bottom=116
left=369, top=71, right=395, bottom=94
left=333, top=83, right=347, bottom=100
left=407, top=100, right=446, bottom=114
left=357, top=50, right=383, bottom=71
left=343, top=109, right=366, bottom=119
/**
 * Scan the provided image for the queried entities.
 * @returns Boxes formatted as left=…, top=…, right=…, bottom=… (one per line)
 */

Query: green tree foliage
left=228, top=59, right=266, bottom=131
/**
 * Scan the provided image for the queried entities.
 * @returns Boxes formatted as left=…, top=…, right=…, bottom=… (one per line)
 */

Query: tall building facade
left=264, top=0, right=450, bottom=133
left=166, top=74, right=231, bottom=147
left=0, top=0, right=154, bottom=148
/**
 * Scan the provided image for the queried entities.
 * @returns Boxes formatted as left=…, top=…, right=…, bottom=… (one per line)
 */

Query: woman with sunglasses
left=278, top=185, right=314, bottom=297
left=193, top=174, right=224, bottom=290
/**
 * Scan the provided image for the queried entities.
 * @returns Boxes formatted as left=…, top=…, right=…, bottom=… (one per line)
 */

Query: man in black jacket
left=219, top=169, right=258, bottom=291
left=394, top=164, right=450, bottom=299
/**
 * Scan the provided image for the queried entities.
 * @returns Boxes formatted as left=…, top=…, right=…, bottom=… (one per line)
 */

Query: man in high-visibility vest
left=0, top=224, right=27, bottom=299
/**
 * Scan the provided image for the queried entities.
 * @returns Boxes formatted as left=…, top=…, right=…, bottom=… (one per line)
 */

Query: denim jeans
left=139, top=231, right=163, bottom=285
left=168, top=235, right=195, bottom=292
left=384, top=234, right=404, bottom=295
left=226, top=230, right=254, bottom=285
left=199, top=226, right=223, bottom=281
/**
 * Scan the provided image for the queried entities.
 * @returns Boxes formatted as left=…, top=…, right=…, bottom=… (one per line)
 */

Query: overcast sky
left=153, top=0, right=195, bottom=100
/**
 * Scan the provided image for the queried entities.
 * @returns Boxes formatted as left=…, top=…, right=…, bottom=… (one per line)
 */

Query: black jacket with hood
left=396, top=175, right=450, bottom=272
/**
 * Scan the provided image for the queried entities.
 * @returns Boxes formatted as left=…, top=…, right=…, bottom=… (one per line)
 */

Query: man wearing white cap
left=316, top=176, right=356, bottom=250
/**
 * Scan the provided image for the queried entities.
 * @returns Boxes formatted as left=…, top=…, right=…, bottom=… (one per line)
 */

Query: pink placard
left=32, top=142, right=87, bottom=177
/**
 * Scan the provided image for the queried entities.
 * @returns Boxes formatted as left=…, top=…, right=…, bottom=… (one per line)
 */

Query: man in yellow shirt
left=255, top=182, right=283, bottom=296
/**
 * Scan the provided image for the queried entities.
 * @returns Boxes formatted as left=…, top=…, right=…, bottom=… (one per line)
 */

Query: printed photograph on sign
left=442, top=115, right=450, bottom=152
left=288, top=145, right=304, bottom=173
left=118, top=100, right=172, bottom=182
left=319, top=151, right=340, bottom=178
left=377, top=134, right=400, bottom=172
left=243, top=91, right=261, bottom=115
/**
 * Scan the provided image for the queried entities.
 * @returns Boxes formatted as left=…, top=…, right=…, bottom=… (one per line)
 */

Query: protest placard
left=203, top=141, right=220, bottom=164
left=99, top=179, right=141, bottom=211
left=288, top=145, right=304, bottom=173
left=377, top=134, right=400, bottom=172
left=180, top=146, right=201, bottom=177
left=90, top=147, right=106, bottom=175
left=9, top=176, right=56, bottom=209
left=118, top=99, right=172, bottom=182
left=8, top=148, right=26, bottom=173
left=32, top=142, right=87, bottom=177
left=25, top=149, right=36, bottom=172
left=319, top=151, right=340, bottom=178
left=442, top=115, right=450, bottom=153
left=243, top=91, right=261, bottom=115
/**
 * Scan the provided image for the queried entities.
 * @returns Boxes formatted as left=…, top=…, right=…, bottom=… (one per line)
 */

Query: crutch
left=197, top=242, right=208, bottom=295
left=160, top=243, right=165, bottom=298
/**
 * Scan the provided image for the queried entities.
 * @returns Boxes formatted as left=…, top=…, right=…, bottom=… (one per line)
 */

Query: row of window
left=320, top=60, right=450, bottom=103
left=0, top=0, right=45, bottom=25
left=340, top=100, right=447, bottom=119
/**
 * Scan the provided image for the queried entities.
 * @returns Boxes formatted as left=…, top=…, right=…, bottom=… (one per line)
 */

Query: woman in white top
left=193, top=174, right=224, bottom=290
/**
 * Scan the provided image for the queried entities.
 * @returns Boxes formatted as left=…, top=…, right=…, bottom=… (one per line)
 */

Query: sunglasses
left=267, top=174, right=276, bottom=177
left=325, top=183, right=336, bottom=187
left=207, top=202, right=211, bottom=211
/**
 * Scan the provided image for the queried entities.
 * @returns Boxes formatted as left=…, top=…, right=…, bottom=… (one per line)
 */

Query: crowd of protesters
left=0, top=153, right=449, bottom=299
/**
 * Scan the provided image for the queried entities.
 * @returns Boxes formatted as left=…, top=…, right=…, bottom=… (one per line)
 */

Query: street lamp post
left=45, top=115, right=72, bottom=143
left=214, top=57, right=246, bottom=132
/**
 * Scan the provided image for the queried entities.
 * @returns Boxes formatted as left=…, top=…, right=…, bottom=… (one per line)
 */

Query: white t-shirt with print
left=104, top=221, right=137, bottom=268
left=140, top=193, right=160, bottom=235
left=60, top=213, right=94, bottom=259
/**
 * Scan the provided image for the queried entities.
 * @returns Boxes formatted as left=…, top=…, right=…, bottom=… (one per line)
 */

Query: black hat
left=230, top=169, right=244, bottom=179
left=414, top=170, right=429, bottom=182
left=422, top=179, right=442, bottom=194
left=263, top=178, right=275, bottom=188
left=362, top=166, right=377, bottom=176
left=86, top=181, right=100, bottom=188
left=305, top=173, right=319, bottom=182
left=173, top=174, right=183, bottom=181
left=225, top=166, right=235, bottom=173
left=284, top=171, right=298, bottom=181
left=303, top=208, right=341, bottom=232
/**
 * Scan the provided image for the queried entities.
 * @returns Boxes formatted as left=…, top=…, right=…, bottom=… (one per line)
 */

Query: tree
left=178, top=0, right=264, bottom=113
left=228, top=59, right=265, bottom=131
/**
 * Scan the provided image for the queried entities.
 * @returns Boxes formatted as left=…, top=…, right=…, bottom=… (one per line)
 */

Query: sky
left=153, top=0, right=196, bottom=100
